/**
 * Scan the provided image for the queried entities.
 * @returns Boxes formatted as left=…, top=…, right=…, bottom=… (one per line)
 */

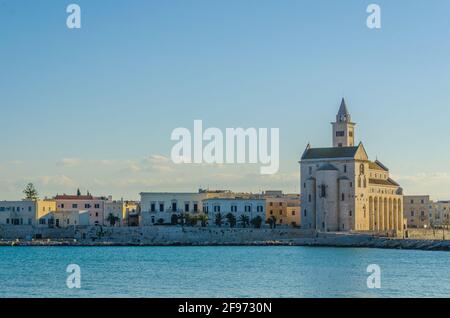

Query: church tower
left=331, top=98, right=356, bottom=147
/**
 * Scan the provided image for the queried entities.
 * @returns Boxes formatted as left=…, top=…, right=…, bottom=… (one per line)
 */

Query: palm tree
left=250, top=216, right=263, bottom=229
left=215, top=212, right=223, bottom=227
left=239, top=215, right=250, bottom=228
left=198, top=214, right=208, bottom=227
left=106, top=213, right=119, bottom=227
left=226, top=213, right=237, bottom=228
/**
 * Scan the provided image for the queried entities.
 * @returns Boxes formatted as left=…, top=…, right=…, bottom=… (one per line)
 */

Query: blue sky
left=1, top=0, right=450, bottom=200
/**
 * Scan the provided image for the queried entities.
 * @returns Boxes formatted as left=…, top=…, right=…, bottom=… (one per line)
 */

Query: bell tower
left=332, top=98, right=356, bottom=147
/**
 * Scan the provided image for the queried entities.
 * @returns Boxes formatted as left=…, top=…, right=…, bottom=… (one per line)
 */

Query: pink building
left=54, top=194, right=107, bottom=226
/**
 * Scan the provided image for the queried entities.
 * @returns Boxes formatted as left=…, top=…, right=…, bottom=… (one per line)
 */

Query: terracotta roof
left=54, top=195, right=94, bottom=200
left=301, top=146, right=359, bottom=160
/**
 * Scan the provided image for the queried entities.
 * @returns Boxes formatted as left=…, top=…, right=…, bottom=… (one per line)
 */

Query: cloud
left=394, top=172, right=450, bottom=199
left=38, top=175, right=76, bottom=188
left=58, top=158, right=81, bottom=167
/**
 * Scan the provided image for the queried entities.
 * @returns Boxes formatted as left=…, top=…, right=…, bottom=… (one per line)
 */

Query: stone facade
left=300, top=99, right=404, bottom=235
left=264, top=191, right=300, bottom=227
left=403, top=195, right=432, bottom=228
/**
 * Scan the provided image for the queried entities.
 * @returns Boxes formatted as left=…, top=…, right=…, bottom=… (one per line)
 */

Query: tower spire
left=332, top=98, right=356, bottom=147
left=336, top=98, right=351, bottom=122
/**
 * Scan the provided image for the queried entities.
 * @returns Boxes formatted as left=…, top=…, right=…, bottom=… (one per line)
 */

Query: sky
left=1, top=0, right=450, bottom=201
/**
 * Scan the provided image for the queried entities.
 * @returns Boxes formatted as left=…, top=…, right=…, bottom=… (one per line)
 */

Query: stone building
left=403, top=195, right=432, bottom=228
left=263, top=191, right=301, bottom=227
left=300, top=99, right=404, bottom=235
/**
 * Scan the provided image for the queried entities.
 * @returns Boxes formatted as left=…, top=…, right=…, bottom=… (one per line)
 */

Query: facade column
left=397, top=199, right=402, bottom=231
left=393, top=198, right=398, bottom=232
left=369, top=197, right=374, bottom=231
left=374, top=197, right=379, bottom=231
left=379, top=197, right=384, bottom=231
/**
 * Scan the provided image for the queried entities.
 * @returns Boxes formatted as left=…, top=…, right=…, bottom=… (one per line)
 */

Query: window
left=349, top=210, right=352, bottom=217
left=193, top=203, right=198, bottom=213
left=231, top=205, right=237, bottom=212
left=39, top=219, right=46, bottom=225
left=349, top=131, right=353, bottom=137
left=308, top=194, right=311, bottom=202
left=304, top=209, right=307, bottom=217
left=269, top=202, right=273, bottom=206
left=309, top=167, right=312, bottom=175
left=336, top=131, right=345, bottom=137
left=359, top=164, right=365, bottom=175
left=94, top=204, right=100, bottom=209
left=172, top=202, right=177, bottom=212
left=350, top=182, right=353, bottom=188
left=270, top=210, right=273, bottom=215
left=245, top=206, right=251, bottom=212
left=279, top=202, right=282, bottom=206
left=341, top=193, right=345, bottom=201
left=320, top=185, right=326, bottom=198
left=185, top=204, right=189, bottom=212
left=303, top=183, right=306, bottom=188
left=95, top=212, right=98, bottom=217
left=61, top=204, right=65, bottom=209
left=292, top=210, right=296, bottom=216
left=150, top=203, right=156, bottom=212
left=411, top=211, right=414, bottom=217
left=421, top=200, right=424, bottom=204
left=279, top=210, right=282, bottom=215
left=257, top=206, right=263, bottom=212
left=72, top=204, right=78, bottom=209
left=344, top=165, right=347, bottom=173
left=28, top=207, right=32, bottom=212
left=421, top=211, right=425, bottom=216
left=159, top=204, right=164, bottom=212
left=85, top=204, right=90, bottom=209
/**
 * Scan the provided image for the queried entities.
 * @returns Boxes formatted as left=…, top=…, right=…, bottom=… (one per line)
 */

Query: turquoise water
left=0, top=246, right=449, bottom=298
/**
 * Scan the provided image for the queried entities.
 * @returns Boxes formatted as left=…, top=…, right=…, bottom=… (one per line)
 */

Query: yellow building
left=264, top=191, right=301, bottom=227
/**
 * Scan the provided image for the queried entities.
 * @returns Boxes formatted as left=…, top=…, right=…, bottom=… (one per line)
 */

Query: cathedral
left=300, top=99, right=404, bottom=235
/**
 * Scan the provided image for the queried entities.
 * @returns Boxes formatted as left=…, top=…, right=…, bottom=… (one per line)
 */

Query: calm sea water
left=0, top=246, right=449, bottom=298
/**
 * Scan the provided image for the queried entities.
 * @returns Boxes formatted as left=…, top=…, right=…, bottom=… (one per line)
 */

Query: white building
left=203, top=197, right=265, bottom=228
left=0, top=200, right=56, bottom=226
left=140, top=189, right=235, bottom=226
left=0, top=201, right=37, bottom=226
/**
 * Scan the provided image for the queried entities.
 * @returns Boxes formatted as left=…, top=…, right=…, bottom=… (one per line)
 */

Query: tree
left=171, top=214, right=179, bottom=225
left=251, top=216, right=263, bottom=229
left=267, top=216, right=277, bottom=229
left=106, top=213, right=119, bottom=227
left=185, top=213, right=198, bottom=227
left=215, top=212, right=223, bottom=227
left=239, top=215, right=250, bottom=228
left=77, top=188, right=81, bottom=196
left=226, top=213, right=237, bottom=228
left=157, top=218, right=165, bottom=225
left=23, top=183, right=38, bottom=200
left=198, top=214, right=208, bottom=227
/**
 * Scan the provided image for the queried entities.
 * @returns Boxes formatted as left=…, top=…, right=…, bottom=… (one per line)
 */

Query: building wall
left=265, top=193, right=300, bottom=227
left=55, top=197, right=106, bottom=225
left=403, top=195, right=431, bottom=228
left=0, top=201, right=37, bottom=226
left=203, top=198, right=265, bottom=227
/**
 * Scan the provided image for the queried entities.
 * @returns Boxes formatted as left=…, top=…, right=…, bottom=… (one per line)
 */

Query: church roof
left=301, top=146, right=359, bottom=160
left=369, top=160, right=389, bottom=171
left=369, top=178, right=400, bottom=187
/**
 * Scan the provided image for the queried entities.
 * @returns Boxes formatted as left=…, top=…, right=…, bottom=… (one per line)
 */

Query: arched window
left=341, top=193, right=345, bottom=201
left=360, top=163, right=365, bottom=175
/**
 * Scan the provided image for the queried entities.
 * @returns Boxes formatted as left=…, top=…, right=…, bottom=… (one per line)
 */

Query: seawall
left=1, top=225, right=449, bottom=251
